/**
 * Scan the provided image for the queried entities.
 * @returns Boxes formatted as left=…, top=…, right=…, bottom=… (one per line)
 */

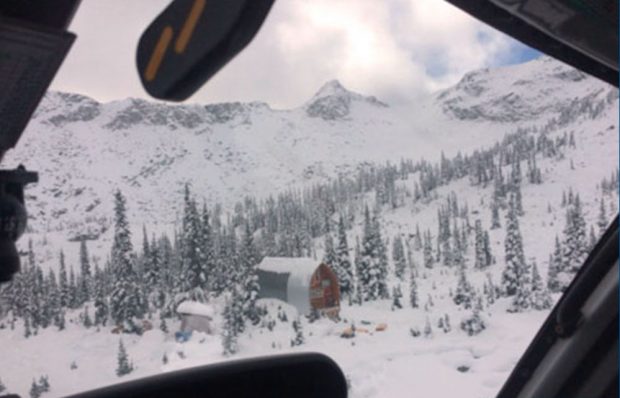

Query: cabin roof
left=176, top=300, right=214, bottom=318
left=257, top=257, right=319, bottom=281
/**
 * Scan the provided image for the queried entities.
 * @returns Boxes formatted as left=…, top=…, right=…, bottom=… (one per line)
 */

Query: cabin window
left=321, top=279, right=331, bottom=287
left=310, top=289, right=323, bottom=299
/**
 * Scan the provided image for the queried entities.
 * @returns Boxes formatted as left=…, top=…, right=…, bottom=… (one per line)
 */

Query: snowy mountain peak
left=313, top=79, right=350, bottom=99
left=306, top=79, right=387, bottom=120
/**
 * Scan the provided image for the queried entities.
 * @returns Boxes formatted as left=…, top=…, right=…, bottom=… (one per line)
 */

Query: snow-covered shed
left=257, top=257, right=340, bottom=316
left=177, top=301, right=214, bottom=334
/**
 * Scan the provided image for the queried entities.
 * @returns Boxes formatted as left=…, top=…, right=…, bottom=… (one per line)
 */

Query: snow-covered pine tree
left=353, top=237, right=363, bottom=305
left=46, top=270, right=63, bottom=330
left=423, top=230, right=434, bottom=269
left=597, top=196, right=607, bottom=235
left=409, top=272, right=419, bottom=308
left=547, top=236, right=563, bottom=293
left=221, top=292, right=240, bottom=356
left=423, top=317, right=433, bottom=338
left=109, top=190, right=145, bottom=333
left=78, top=239, right=92, bottom=305
left=530, top=259, right=552, bottom=310
left=116, top=339, right=134, bottom=376
left=291, top=318, right=305, bottom=346
left=508, top=256, right=532, bottom=313
left=392, top=234, right=407, bottom=281
left=555, top=194, right=588, bottom=291
left=240, top=221, right=260, bottom=324
left=514, top=182, right=524, bottom=216
left=483, top=231, right=494, bottom=265
left=358, top=206, right=390, bottom=301
left=443, top=314, right=451, bottom=333
left=460, top=296, right=486, bottom=336
left=588, top=225, right=597, bottom=251
left=391, top=285, right=403, bottom=310
left=474, top=220, right=486, bottom=269
left=413, top=224, right=422, bottom=251
left=323, top=231, right=337, bottom=271
left=501, top=194, right=527, bottom=297
left=93, top=263, right=109, bottom=326
left=82, top=306, right=92, bottom=328
left=200, top=203, right=216, bottom=292
left=453, top=263, right=473, bottom=309
left=30, top=379, right=42, bottom=398
left=451, top=220, right=465, bottom=268
left=68, top=266, right=78, bottom=309
left=358, top=207, right=376, bottom=301
left=334, top=214, right=353, bottom=297
left=374, top=211, right=390, bottom=300
left=179, top=185, right=207, bottom=300
left=491, top=200, right=501, bottom=229
left=58, top=251, right=69, bottom=309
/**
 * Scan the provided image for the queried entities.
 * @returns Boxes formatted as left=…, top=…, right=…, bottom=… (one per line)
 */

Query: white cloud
left=51, top=0, right=525, bottom=108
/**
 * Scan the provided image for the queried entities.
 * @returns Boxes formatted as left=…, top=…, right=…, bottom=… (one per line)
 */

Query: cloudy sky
left=50, top=0, right=540, bottom=108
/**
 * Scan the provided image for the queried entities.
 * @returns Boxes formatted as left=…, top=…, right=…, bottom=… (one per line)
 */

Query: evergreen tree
left=358, top=207, right=388, bottom=301
left=322, top=231, right=337, bottom=270
left=423, top=317, right=433, bottom=338
left=30, top=379, right=42, bottom=398
left=483, top=231, right=493, bottom=266
left=109, top=190, right=144, bottom=332
left=46, top=270, right=63, bottom=330
left=423, top=230, right=434, bottom=269
left=179, top=186, right=207, bottom=299
left=460, top=297, right=486, bottom=336
left=491, top=200, right=501, bottom=229
left=409, top=272, right=418, bottom=308
left=68, top=267, right=78, bottom=309
left=453, top=263, right=473, bottom=309
left=557, top=194, right=588, bottom=289
left=82, top=306, right=93, bottom=328
left=93, top=264, right=109, bottom=326
left=353, top=238, right=363, bottom=305
left=58, top=251, right=69, bottom=309
left=291, top=318, right=305, bottom=346
left=530, top=260, right=552, bottom=310
left=200, top=204, right=216, bottom=291
left=392, top=234, right=407, bottom=280
left=240, top=221, right=260, bottom=324
left=547, top=236, right=563, bottom=293
left=413, top=224, right=422, bottom=251
left=474, top=220, right=486, bottom=269
left=391, top=285, right=403, bottom=310
left=116, top=339, right=134, bottom=376
left=588, top=225, right=597, bottom=251
left=508, top=256, right=532, bottom=313
left=501, top=194, right=527, bottom=296
left=221, top=292, right=240, bottom=356
left=334, top=214, right=353, bottom=297
left=597, top=197, right=607, bottom=235
left=78, top=240, right=92, bottom=305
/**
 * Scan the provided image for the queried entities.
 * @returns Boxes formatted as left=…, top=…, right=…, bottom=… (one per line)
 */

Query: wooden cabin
left=257, top=257, right=340, bottom=317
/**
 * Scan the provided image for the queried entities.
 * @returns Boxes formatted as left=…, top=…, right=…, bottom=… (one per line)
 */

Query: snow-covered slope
left=5, top=56, right=614, bottom=245
left=0, top=55, right=618, bottom=398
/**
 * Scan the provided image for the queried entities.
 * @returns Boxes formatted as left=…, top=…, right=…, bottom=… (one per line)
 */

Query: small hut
left=177, top=300, right=214, bottom=335
left=257, top=257, right=340, bottom=317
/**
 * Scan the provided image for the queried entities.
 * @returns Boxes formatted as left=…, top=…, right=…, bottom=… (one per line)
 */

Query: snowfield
left=0, top=296, right=551, bottom=398
left=0, top=55, right=618, bottom=398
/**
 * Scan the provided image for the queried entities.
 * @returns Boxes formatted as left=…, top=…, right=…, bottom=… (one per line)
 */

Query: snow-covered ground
left=0, top=55, right=617, bottom=397
left=0, top=295, right=551, bottom=398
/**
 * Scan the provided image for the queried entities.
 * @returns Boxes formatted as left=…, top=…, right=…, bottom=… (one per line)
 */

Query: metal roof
left=257, top=257, right=321, bottom=315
